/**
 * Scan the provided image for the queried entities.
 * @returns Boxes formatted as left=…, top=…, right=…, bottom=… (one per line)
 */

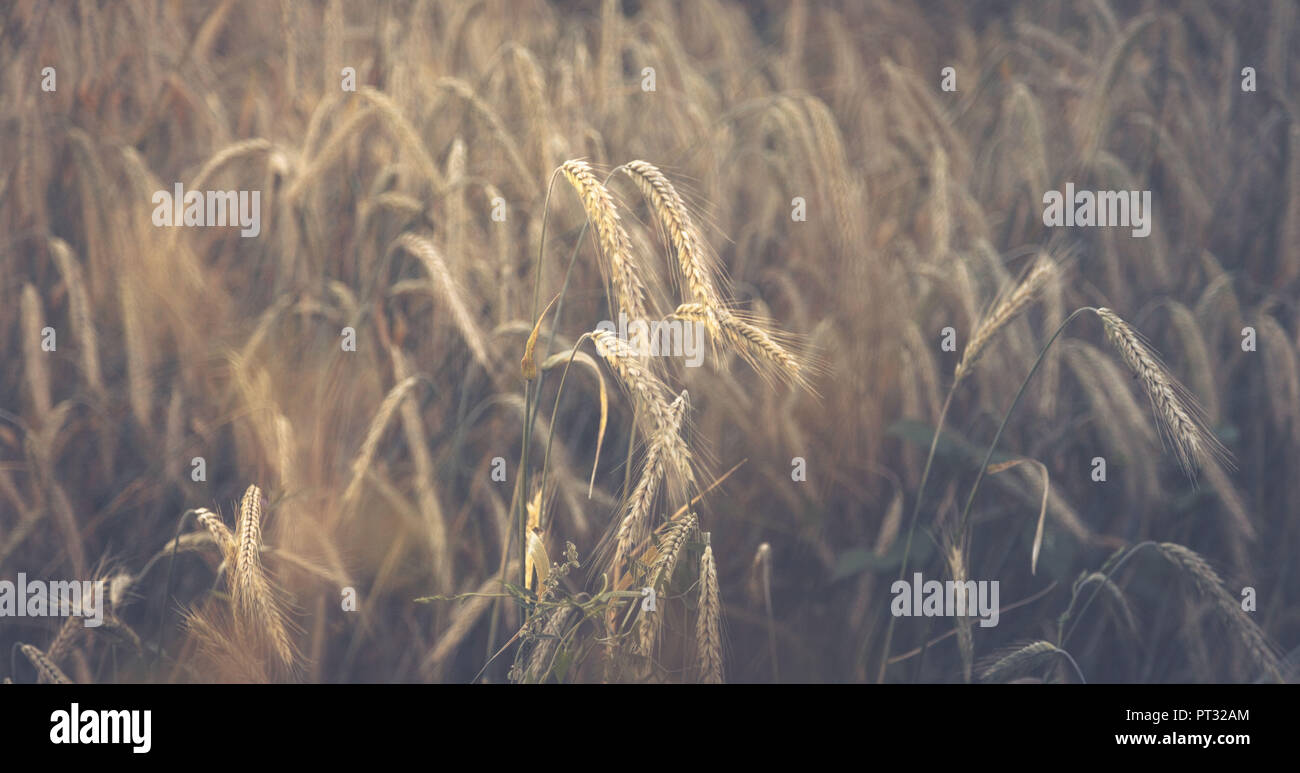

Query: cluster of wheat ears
left=3, top=0, right=1297, bottom=684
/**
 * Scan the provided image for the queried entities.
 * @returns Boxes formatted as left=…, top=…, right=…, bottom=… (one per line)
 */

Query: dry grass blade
left=522, top=292, right=560, bottom=381
left=540, top=349, right=608, bottom=497
left=987, top=458, right=1050, bottom=574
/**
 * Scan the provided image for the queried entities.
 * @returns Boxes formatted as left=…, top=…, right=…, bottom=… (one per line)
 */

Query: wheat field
left=1, top=0, right=1298, bottom=684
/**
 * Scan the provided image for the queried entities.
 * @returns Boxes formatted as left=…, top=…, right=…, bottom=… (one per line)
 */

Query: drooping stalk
left=956, top=307, right=1096, bottom=550
left=874, top=387, right=955, bottom=683
left=876, top=306, right=1096, bottom=682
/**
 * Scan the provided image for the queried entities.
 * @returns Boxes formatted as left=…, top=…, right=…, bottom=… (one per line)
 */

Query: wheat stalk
left=48, top=238, right=103, bottom=398
left=672, top=303, right=808, bottom=388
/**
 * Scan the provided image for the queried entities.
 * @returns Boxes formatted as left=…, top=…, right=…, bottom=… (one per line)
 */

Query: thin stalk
left=537, top=334, right=595, bottom=531
left=874, top=388, right=955, bottom=683
left=1058, top=541, right=1154, bottom=647
left=956, top=307, right=1096, bottom=551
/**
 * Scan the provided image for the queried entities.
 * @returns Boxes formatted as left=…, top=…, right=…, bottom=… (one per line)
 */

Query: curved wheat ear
left=672, top=303, right=809, bottom=389
left=394, top=232, right=491, bottom=369
left=341, top=375, right=422, bottom=510
left=1155, top=543, right=1280, bottom=682
left=612, top=391, right=689, bottom=581
left=1094, top=308, right=1230, bottom=478
left=954, top=257, right=1056, bottom=384
left=19, top=643, right=72, bottom=684
left=637, top=512, right=698, bottom=656
left=189, top=138, right=273, bottom=194
left=978, top=641, right=1075, bottom=683
left=979, top=640, right=1086, bottom=683
left=561, top=160, right=650, bottom=327
left=233, top=484, right=294, bottom=668
left=194, top=507, right=237, bottom=568
left=696, top=538, right=723, bottom=684
left=620, top=161, right=726, bottom=320
left=591, top=330, right=695, bottom=488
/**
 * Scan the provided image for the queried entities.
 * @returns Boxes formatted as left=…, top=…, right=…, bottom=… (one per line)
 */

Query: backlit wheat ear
left=591, top=330, right=696, bottom=488
left=1094, top=308, right=1229, bottom=478
left=194, top=507, right=237, bottom=569
left=620, top=161, right=727, bottom=318
left=233, top=484, right=295, bottom=668
left=1155, top=542, right=1280, bottom=682
left=672, top=303, right=809, bottom=389
left=954, top=257, right=1055, bottom=384
left=561, top=160, right=650, bottom=327
left=612, top=391, right=689, bottom=581
left=718, top=313, right=807, bottom=388
left=637, top=512, right=698, bottom=656
left=696, top=537, right=723, bottom=684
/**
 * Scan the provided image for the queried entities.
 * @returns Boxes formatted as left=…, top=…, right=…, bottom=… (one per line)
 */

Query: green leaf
left=831, top=531, right=937, bottom=581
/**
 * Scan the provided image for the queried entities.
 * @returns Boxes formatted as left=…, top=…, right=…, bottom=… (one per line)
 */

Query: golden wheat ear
left=560, top=159, right=650, bottom=325
left=696, top=536, right=723, bottom=684
left=232, top=484, right=297, bottom=671
left=1094, top=308, right=1232, bottom=480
